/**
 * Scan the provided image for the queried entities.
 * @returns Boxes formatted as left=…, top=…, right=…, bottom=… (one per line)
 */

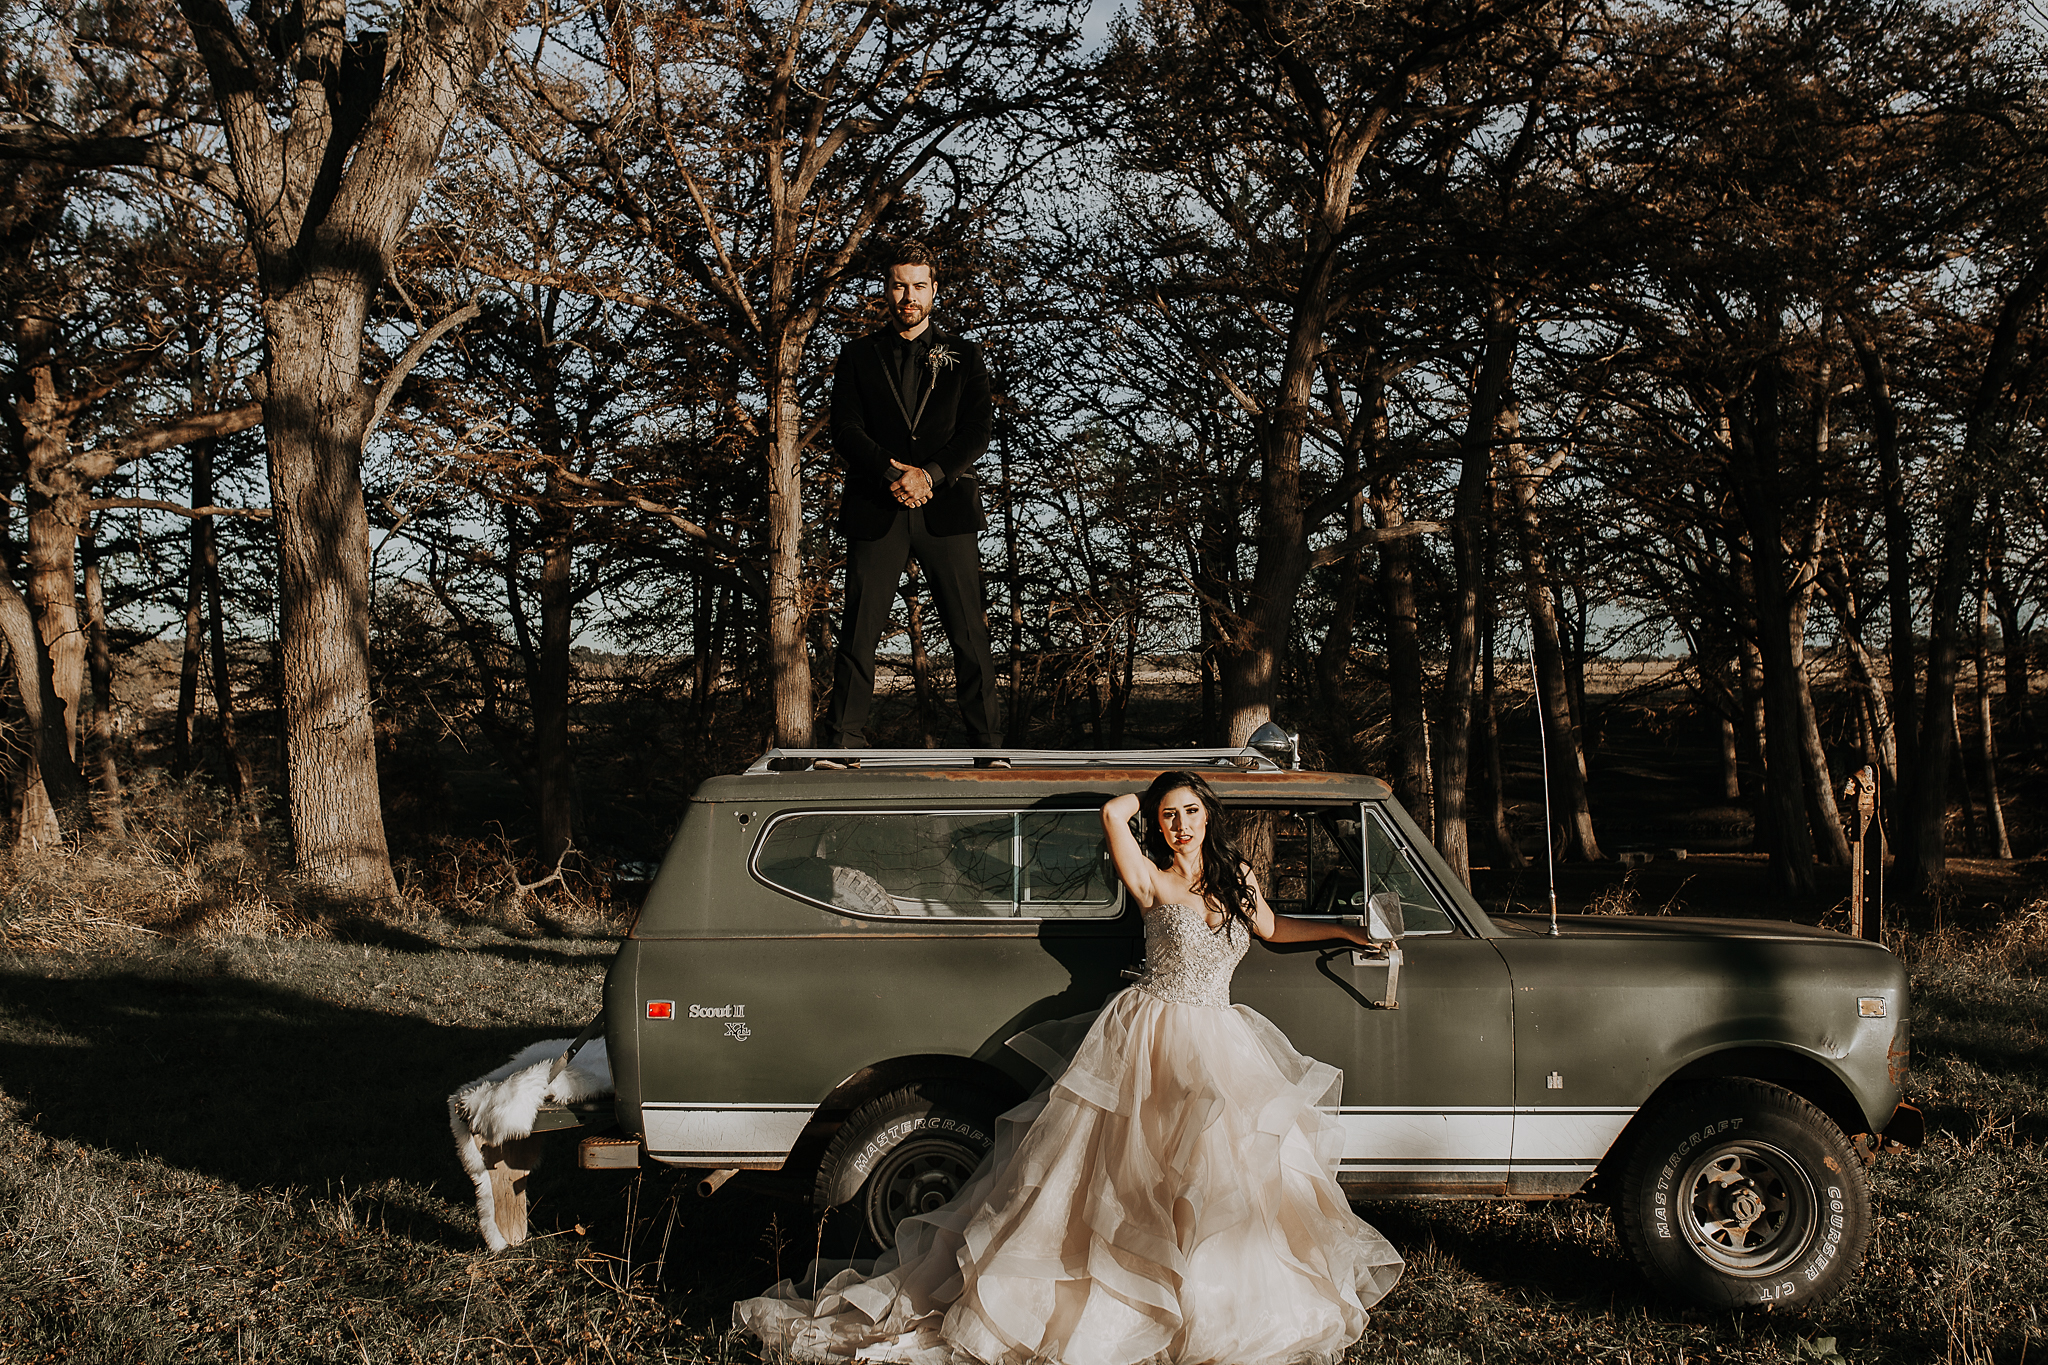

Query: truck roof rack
left=744, top=744, right=1294, bottom=774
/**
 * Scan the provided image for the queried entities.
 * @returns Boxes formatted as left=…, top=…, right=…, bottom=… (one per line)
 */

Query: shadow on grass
left=1360, top=1198, right=1651, bottom=1308
left=0, top=963, right=564, bottom=1247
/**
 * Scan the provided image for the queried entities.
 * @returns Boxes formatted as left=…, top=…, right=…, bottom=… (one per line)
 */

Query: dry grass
left=0, top=771, right=629, bottom=957
left=0, top=858, right=2042, bottom=1362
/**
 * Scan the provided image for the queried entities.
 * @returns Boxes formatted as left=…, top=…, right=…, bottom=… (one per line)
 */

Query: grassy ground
left=1, top=893, right=2043, bottom=1365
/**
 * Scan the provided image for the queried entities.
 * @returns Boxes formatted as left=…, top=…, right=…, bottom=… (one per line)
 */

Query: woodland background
left=1, top=0, right=2046, bottom=917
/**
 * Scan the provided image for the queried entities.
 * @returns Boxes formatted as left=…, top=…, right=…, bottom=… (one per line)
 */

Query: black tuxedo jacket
left=832, top=325, right=992, bottom=541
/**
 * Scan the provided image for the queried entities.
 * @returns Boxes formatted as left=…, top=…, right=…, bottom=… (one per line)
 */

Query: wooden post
left=1843, top=766, right=1878, bottom=939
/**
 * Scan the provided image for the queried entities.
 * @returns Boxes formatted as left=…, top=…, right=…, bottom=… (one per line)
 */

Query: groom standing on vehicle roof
left=822, top=241, right=1003, bottom=757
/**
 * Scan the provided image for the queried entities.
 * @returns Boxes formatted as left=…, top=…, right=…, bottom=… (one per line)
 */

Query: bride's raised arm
left=1100, top=793, right=1161, bottom=908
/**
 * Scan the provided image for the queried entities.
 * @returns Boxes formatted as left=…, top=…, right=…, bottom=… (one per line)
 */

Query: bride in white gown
left=734, top=771, right=1404, bottom=1365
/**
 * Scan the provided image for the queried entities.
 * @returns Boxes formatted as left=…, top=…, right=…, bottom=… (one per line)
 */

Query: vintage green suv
left=588, top=741, right=1920, bottom=1310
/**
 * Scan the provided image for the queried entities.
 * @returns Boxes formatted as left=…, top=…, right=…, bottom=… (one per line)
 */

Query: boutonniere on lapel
left=925, top=344, right=960, bottom=378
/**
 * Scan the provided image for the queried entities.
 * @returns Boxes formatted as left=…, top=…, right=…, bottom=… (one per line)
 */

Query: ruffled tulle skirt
left=733, top=987, right=1404, bottom=1365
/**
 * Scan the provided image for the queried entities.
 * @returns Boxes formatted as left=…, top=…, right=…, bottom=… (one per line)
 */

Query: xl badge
left=724, top=1021, right=752, bottom=1042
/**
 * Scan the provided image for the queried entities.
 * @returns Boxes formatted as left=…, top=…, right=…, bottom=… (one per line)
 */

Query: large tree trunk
left=766, top=343, right=813, bottom=745
left=175, top=0, right=514, bottom=898
left=263, top=276, right=396, bottom=899
left=15, top=336, right=85, bottom=846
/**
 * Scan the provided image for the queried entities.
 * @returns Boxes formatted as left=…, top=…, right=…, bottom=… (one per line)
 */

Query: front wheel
left=1617, top=1079, right=1870, bottom=1310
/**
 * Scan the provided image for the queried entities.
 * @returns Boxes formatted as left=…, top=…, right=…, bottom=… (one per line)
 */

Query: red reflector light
left=646, top=1000, right=675, bottom=1020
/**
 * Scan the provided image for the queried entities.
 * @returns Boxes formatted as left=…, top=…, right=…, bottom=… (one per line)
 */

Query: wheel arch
left=1590, top=1046, right=1867, bottom=1201
left=780, top=1053, right=1029, bottom=1196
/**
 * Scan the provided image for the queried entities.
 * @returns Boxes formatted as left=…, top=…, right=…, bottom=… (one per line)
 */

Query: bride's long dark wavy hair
left=1139, top=770, right=1253, bottom=934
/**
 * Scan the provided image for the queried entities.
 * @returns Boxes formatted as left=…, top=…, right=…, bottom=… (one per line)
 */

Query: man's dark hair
left=882, top=240, right=941, bottom=283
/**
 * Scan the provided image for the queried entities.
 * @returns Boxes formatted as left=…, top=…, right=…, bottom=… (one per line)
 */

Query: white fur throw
left=448, top=1037, right=615, bottom=1251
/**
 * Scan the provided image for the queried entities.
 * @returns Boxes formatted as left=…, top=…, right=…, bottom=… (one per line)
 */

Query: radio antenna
left=1531, top=649, right=1560, bottom=937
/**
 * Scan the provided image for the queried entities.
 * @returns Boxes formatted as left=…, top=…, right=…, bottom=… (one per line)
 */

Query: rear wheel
left=814, top=1086, right=999, bottom=1249
left=1617, top=1079, right=1869, bottom=1310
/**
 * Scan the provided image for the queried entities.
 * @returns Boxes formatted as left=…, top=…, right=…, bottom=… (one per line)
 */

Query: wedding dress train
left=734, top=902, right=1404, bottom=1365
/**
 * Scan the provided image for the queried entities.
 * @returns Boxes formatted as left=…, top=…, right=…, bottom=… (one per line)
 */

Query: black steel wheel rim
left=1676, top=1139, right=1817, bottom=1276
left=867, top=1137, right=979, bottom=1245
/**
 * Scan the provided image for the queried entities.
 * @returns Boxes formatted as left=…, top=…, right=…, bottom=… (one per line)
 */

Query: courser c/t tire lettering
left=814, top=1086, right=998, bottom=1250
left=1617, top=1078, right=1870, bottom=1310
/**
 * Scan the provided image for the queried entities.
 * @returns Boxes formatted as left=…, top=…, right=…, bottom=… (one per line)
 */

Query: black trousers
left=828, top=509, right=1002, bottom=748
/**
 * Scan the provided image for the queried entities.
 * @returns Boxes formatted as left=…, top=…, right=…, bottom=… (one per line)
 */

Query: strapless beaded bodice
left=1131, top=902, right=1248, bottom=1008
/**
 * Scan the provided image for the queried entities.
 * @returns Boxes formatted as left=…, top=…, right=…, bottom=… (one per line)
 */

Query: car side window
left=753, top=810, right=1122, bottom=920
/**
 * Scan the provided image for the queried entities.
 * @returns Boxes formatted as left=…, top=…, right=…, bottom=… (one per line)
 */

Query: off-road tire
left=1618, top=1078, right=1870, bottom=1310
left=813, top=1086, right=999, bottom=1249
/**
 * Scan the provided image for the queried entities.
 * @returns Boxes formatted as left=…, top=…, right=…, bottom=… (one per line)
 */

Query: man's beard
left=896, top=301, right=928, bottom=327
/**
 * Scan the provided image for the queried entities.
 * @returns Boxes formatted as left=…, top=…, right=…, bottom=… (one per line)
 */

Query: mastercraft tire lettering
left=1617, top=1079, right=1871, bottom=1310
left=814, top=1086, right=999, bottom=1249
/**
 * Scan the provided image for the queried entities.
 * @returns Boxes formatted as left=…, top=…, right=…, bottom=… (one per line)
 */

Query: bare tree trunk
left=1434, top=309, right=1516, bottom=888
left=0, top=572, right=87, bottom=835
left=1727, top=369, right=1817, bottom=894
left=1479, top=565, right=1524, bottom=868
left=1897, top=255, right=2047, bottom=890
left=1950, top=696, right=1981, bottom=855
left=535, top=497, right=575, bottom=864
left=1821, top=562, right=1898, bottom=792
left=1110, top=608, right=1138, bottom=747
left=1788, top=515, right=1849, bottom=866
left=10, top=316, right=86, bottom=845
left=1738, top=640, right=1768, bottom=789
left=1501, top=412, right=1601, bottom=860
left=1975, top=572, right=2012, bottom=858
left=766, top=345, right=814, bottom=745
left=1719, top=716, right=1741, bottom=800
left=81, top=526, right=124, bottom=837
left=203, top=512, right=254, bottom=813
left=1000, top=387, right=1028, bottom=744
left=264, top=277, right=397, bottom=899
left=1846, top=316, right=1921, bottom=873
left=176, top=0, right=513, bottom=900
left=1372, top=473, right=1431, bottom=823
left=1986, top=505, right=2032, bottom=742
left=1316, top=491, right=1366, bottom=769
left=175, top=447, right=208, bottom=771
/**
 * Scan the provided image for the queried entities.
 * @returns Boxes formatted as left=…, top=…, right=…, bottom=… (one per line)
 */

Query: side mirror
left=1366, top=891, right=1405, bottom=942
left=1246, top=721, right=1301, bottom=770
left=1351, top=892, right=1405, bottom=1010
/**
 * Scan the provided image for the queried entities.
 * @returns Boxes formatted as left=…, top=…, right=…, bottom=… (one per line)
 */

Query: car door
left=1232, top=801, right=1517, bottom=1197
